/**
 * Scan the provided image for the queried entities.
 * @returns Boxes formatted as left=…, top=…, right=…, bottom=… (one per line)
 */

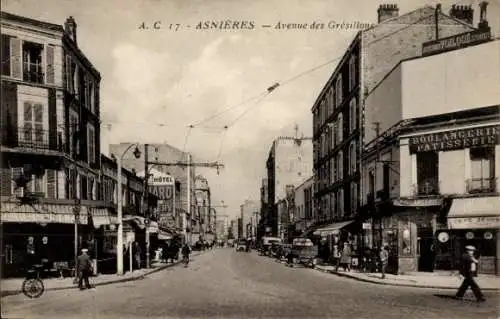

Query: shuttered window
left=22, top=102, right=44, bottom=146
left=46, top=169, right=56, bottom=198
left=87, top=124, right=95, bottom=164
left=45, top=45, right=55, bottom=84
left=1, top=34, right=11, bottom=76
left=10, top=37, right=21, bottom=79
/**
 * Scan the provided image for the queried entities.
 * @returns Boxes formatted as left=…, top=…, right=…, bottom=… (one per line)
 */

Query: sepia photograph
left=0, top=0, right=499, bottom=318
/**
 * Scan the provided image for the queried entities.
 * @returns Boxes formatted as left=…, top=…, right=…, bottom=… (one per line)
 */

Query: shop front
left=445, top=197, right=500, bottom=275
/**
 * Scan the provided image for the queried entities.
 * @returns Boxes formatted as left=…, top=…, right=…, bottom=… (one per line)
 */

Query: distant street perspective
left=2, top=248, right=499, bottom=319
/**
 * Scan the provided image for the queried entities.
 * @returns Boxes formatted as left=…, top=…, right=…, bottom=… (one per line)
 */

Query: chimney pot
left=64, top=16, right=78, bottom=45
left=378, top=3, right=399, bottom=23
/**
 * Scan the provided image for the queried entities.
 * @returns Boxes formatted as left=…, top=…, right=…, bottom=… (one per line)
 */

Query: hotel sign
left=409, top=126, right=499, bottom=154
left=422, top=29, right=491, bottom=56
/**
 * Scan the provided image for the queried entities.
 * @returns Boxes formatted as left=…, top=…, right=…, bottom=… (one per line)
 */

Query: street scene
left=1, top=0, right=500, bottom=318
left=2, top=248, right=499, bottom=319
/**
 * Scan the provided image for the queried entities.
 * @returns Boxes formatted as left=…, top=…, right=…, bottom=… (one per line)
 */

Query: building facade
left=264, top=136, right=313, bottom=236
left=362, top=37, right=499, bottom=274
left=294, top=176, right=314, bottom=234
left=0, top=12, right=106, bottom=276
left=195, top=175, right=211, bottom=243
left=310, top=4, right=477, bottom=252
left=240, top=199, right=258, bottom=239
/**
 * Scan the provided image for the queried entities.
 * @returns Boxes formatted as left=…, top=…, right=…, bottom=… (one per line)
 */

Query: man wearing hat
left=77, top=248, right=93, bottom=290
left=455, top=245, right=485, bottom=302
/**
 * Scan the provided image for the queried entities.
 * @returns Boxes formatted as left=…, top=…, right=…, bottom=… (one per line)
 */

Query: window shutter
left=12, top=167, right=24, bottom=197
left=1, top=168, right=11, bottom=196
left=10, top=37, right=21, bottom=79
left=47, top=169, right=56, bottom=198
left=1, top=34, right=11, bottom=76
left=45, top=45, right=55, bottom=84
left=66, top=55, right=73, bottom=93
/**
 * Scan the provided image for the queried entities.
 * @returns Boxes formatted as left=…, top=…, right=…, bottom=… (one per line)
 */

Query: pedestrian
left=77, top=248, right=92, bottom=290
left=133, top=242, right=142, bottom=270
left=455, top=245, right=486, bottom=302
left=379, top=245, right=389, bottom=279
left=336, top=242, right=352, bottom=272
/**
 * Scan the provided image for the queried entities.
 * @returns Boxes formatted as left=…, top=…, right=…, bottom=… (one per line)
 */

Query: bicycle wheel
left=22, top=278, right=45, bottom=298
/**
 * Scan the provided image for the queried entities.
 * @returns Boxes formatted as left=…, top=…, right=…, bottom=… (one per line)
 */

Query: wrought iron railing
left=23, top=62, right=44, bottom=84
left=466, top=177, right=497, bottom=194
left=1, top=127, right=63, bottom=151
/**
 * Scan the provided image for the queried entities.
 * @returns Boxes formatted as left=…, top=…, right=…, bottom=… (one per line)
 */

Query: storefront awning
left=1, top=201, right=88, bottom=224
left=90, top=208, right=112, bottom=228
left=158, top=229, right=173, bottom=240
left=313, top=220, right=355, bottom=236
left=447, top=197, right=500, bottom=229
left=123, top=215, right=146, bottom=229
left=147, top=221, right=159, bottom=233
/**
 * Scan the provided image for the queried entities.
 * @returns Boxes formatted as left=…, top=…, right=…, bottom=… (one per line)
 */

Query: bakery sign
left=409, top=126, right=499, bottom=154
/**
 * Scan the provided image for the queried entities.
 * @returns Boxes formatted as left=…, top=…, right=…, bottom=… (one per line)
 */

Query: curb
left=316, top=267, right=499, bottom=291
left=1, top=251, right=205, bottom=297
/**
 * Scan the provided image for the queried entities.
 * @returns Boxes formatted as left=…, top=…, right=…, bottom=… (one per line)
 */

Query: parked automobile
left=235, top=239, right=247, bottom=252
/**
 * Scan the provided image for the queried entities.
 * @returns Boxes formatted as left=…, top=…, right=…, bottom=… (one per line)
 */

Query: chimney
left=449, top=4, right=474, bottom=25
left=478, top=1, right=489, bottom=29
left=64, top=16, right=77, bottom=44
left=377, top=4, right=399, bottom=23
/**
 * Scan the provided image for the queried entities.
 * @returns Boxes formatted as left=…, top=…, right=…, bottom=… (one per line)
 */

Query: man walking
left=455, top=245, right=486, bottom=302
left=77, top=248, right=92, bottom=290
left=379, top=245, right=389, bottom=279
left=133, top=242, right=142, bottom=270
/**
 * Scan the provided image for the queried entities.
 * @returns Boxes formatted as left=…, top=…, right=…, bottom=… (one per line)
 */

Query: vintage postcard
left=1, top=0, right=499, bottom=318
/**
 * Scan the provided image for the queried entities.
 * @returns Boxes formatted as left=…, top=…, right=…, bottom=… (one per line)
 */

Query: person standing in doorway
left=379, top=245, right=389, bottom=279
left=455, top=245, right=485, bottom=302
left=77, top=248, right=92, bottom=290
left=133, top=242, right=142, bottom=270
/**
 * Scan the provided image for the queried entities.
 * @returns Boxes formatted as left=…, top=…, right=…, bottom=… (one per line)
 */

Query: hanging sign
left=437, top=232, right=449, bottom=243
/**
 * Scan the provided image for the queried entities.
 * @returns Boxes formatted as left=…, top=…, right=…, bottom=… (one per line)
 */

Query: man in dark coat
left=455, top=245, right=485, bottom=302
left=77, top=248, right=92, bottom=290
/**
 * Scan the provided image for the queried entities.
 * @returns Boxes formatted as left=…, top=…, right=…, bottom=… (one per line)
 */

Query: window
left=338, top=114, right=343, bottom=142
left=1, top=34, right=11, bottom=76
left=338, top=151, right=343, bottom=180
left=351, top=183, right=358, bottom=213
left=350, top=142, right=357, bottom=175
left=69, top=112, right=79, bottom=156
left=349, top=98, right=357, bottom=132
left=89, top=82, right=95, bottom=113
left=22, top=102, right=45, bottom=148
left=11, top=167, right=45, bottom=197
left=416, top=151, right=439, bottom=195
left=335, top=75, right=343, bottom=106
left=22, top=41, right=43, bottom=83
left=469, top=147, right=495, bottom=193
left=338, top=189, right=344, bottom=217
left=331, top=123, right=337, bottom=148
left=349, top=56, right=356, bottom=90
left=87, top=124, right=95, bottom=164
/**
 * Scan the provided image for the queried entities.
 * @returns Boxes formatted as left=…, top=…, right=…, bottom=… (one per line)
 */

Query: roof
left=1, top=11, right=64, bottom=33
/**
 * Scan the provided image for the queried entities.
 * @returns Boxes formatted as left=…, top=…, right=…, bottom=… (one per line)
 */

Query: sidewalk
left=314, top=264, right=500, bottom=291
left=1, top=251, right=204, bottom=298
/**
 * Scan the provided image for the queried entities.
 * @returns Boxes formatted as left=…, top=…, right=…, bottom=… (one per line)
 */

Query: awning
left=158, top=229, right=173, bottom=240
left=147, top=221, right=159, bottom=233
left=1, top=201, right=88, bottom=224
left=447, top=197, right=500, bottom=229
left=123, top=215, right=146, bottom=229
left=89, top=208, right=112, bottom=228
left=313, top=220, right=355, bottom=236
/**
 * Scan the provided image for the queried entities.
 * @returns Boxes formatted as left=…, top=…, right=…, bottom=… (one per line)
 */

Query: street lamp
left=117, top=143, right=141, bottom=275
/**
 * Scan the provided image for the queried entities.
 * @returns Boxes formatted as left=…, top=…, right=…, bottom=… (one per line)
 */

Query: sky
left=3, top=0, right=499, bottom=220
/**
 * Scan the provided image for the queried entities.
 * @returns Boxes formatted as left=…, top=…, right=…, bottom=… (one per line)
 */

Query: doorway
left=418, top=227, right=435, bottom=272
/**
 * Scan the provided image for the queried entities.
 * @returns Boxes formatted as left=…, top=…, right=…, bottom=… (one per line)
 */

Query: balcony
left=1, top=127, right=64, bottom=152
left=412, top=180, right=440, bottom=197
left=23, top=63, right=44, bottom=84
left=466, top=177, right=497, bottom=194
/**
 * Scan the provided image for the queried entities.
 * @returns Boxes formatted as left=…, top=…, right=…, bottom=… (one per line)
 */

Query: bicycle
left=22, top=264, right=45, bottom=298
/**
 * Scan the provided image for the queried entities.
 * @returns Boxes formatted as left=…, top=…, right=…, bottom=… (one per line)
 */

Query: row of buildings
left=258, top=3, right=500, bottom=275
left=0, top=11, right=218, bottom=277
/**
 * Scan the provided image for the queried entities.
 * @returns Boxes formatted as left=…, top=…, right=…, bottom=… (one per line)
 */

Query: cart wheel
left=22, top=278, right=44, bottom=298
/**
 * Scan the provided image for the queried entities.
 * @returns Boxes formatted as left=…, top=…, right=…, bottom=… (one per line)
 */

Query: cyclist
left=181, top=243, right=191, bottom=266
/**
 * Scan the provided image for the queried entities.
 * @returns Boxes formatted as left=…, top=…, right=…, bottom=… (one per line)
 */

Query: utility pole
left=373, top=122, right=382, bottom=249
left=144, top=144, right=150, bottom=269
left=186, top=153, right=191, bottom=244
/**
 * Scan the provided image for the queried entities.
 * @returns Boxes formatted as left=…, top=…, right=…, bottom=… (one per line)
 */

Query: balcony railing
left=23, top=62, right=44, bottom=84
left=412, top=180, right=440, bottom=196
left=466, top=177, right=497, bottom=194
left=1, top=127, right=64, bottom=152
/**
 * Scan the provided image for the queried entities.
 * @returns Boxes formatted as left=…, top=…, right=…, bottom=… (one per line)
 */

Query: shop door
left=418, top=227, right=435, bottom=272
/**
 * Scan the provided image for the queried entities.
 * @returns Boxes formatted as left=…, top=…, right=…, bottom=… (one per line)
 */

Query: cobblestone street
left=2, top=249, right=498, bottom=319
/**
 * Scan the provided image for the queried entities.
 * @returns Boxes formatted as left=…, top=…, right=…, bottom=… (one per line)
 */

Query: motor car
left=235, top=239, right=247, bottom=252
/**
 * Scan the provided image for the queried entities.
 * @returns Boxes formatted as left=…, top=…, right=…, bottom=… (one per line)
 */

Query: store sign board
left=408, top=126, right=499, bottom=154
left=448, top=216, right=500, bottom=229
left=422, top=29, right=491, bottom=56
